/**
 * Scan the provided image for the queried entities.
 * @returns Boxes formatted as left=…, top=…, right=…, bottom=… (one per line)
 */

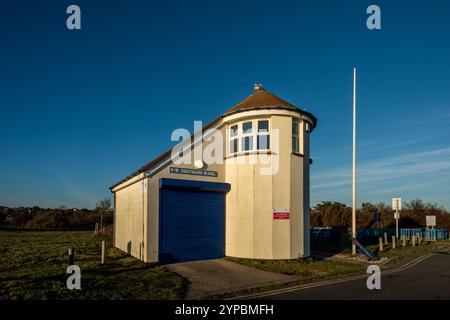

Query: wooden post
left=378, top=237, right=383, bottom=252
left=412, top=235, right=416, bottom=247
left=101, top=240, right=106, bottom=264
left=392, top=236, right=396, bottom=249
left=402, top=236, right=406, bottom=247
left=418, top=234, right=422, bottom=245
left=68, top=247, right=74, bottom=265
left=384, top=232, right=388, bottom=245
left=95, top=222, right=99, bottom=235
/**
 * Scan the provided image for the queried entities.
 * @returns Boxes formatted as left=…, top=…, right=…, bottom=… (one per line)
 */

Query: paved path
left=167, top=259, right=296, bottom=299
left=241, top=248, right=450, bottom=300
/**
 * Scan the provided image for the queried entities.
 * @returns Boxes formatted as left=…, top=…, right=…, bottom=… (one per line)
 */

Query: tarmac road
left=248, top=248, right=450, bottom=300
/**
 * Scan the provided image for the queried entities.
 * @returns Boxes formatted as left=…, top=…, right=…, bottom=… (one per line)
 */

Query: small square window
left=258, top=120, right=269, bottom=133
left=292, top=122, right=299, bottom=153
left=243, top=122, right=252, bottom=134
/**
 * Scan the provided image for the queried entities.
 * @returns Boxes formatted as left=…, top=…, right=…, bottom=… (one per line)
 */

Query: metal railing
left=311, top=227, right=449, bottom=251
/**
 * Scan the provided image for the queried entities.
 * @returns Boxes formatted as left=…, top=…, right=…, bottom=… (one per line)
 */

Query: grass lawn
left=226, top=257, right=366, bottom=281
left=0, top=230, right=187, bottom=300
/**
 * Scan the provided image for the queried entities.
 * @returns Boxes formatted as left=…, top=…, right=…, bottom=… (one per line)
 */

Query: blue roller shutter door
left=158, top=179, right=229, bottom=264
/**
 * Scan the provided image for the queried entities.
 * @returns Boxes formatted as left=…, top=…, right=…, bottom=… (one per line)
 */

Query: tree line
left=0, top=198, right=113, bottom=230
left=1, top=197, right=448, bottom=231
left=311, top=198, right=450, bottom=230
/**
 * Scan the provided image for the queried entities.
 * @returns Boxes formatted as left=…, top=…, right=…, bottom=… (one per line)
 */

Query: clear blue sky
left=1, top=0, right=450, bottom=209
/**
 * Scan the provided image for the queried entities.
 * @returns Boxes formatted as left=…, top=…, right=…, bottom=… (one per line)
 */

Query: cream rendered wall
left=225, top=162, right=254, bottom=258
left=113, top=174, right=147, bottom=261
left=225, top=159, right=274, bottom=259
left=253, top=163, right=274, bottom=258
left=271, top=116, right=293, bottom=259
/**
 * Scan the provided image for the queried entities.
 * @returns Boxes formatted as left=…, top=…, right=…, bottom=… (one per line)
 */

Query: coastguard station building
left=110, top=85, right=317, bottom=263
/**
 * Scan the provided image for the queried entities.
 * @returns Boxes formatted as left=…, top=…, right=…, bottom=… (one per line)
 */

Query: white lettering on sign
left=169, top=167, right=218, bottom=177
left=273, top=209, right=290, bottom=220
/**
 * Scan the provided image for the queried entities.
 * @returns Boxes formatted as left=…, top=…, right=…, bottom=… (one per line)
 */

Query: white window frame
left=256, top=119, right=270, bottom=151
left=227, top=119, right=271, bottom=155
left=228, top=124, right=239, bottom=154
left=241, top=121, right=254, bottom=152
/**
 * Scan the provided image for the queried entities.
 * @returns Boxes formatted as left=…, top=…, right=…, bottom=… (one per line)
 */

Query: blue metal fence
left=311, top=227, right=449, bottom=243
left=398, top=228, right=448, bottom=240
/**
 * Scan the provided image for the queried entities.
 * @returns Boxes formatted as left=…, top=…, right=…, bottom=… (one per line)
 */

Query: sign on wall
left=273, top=209, right=290, bottom=220
left=169, top=166, right=218, bottom=177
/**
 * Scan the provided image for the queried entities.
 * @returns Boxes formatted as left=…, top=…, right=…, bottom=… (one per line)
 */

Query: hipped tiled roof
left=224, top=87, right=300, bottom=116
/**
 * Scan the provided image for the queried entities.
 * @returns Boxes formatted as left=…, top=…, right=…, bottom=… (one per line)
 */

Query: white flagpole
left=352, top=67, right=357, bottom=256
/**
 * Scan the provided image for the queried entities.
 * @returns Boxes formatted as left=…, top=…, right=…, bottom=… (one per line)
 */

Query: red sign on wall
left=273, top=211, right=290, bottom=219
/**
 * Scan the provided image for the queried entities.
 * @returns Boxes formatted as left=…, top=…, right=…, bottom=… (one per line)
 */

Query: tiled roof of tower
left=223, top=86, right=300, bottom=116
left=109, top=85, right=317, bottom=190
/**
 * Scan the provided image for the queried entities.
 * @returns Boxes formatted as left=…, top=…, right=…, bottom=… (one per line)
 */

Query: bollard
left=392, top=236, right=396, bottom=249
left=417, top=234, right=421, bottom=245
left=101, top=240, right=106, bottom=264
left=402, top=236, right=406, bottom=247
left=68, top=247, right=74, bottom=265
left=384, top=232, right=388, bottom=245
left=412, top=235, right=416, bottom=247
left=379, top=237, right=384, bottom=252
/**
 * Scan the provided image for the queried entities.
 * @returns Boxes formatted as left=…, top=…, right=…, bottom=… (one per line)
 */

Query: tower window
left=228, top=119, right=270, bottom=155
left=292, top=122, right=300, bottom=153
left=257, top=120, right=270, bottom=150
